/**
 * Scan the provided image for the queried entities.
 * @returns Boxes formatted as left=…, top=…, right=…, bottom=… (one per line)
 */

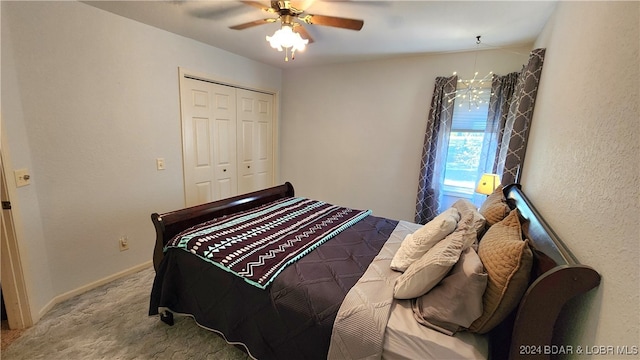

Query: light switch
left=156, top=158, right=165, bottom=170
left=14, top=169, right=31, bottom=187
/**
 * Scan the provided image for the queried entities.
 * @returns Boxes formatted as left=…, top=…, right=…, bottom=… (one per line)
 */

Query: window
left=442, top=89, right=490, bottom=195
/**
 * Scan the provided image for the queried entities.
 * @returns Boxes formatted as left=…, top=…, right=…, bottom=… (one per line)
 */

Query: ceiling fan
left=229, top=1, right=364, bottom=61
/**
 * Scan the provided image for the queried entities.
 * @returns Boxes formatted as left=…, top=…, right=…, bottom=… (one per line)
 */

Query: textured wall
left=2, top=1, right=282, bottom=319
left=524, top=1, right=639, bottom=353
left=281, top=48, right=530, bottom=221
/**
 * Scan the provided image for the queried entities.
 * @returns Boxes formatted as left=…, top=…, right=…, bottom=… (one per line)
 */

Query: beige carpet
left=0, top=267, right=250, bottom=360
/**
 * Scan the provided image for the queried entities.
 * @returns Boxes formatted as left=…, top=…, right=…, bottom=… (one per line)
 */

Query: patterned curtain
left=414, top=75, right=457, bottom=224
left=472, top=71, right=520, bottom=206
left=496, top=48, right=546, bottom=184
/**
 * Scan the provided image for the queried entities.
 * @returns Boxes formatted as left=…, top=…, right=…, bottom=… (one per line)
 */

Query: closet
left=180, top=74, right=274, bottom=207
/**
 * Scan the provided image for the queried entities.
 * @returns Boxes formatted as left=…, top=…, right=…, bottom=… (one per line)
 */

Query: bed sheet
left=383, top=299, right=488, bottom=359
left=330, top=220, right=488, bottom=360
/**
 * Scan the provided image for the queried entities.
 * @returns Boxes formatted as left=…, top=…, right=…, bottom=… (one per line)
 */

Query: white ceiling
left=84, top=0, right=557, bottom=69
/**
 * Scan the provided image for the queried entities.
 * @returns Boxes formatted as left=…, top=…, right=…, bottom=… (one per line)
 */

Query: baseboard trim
left=38, top=261, right=153, bottom=319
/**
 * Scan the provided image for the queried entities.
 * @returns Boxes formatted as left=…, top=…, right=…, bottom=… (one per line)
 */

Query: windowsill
left=442, top=186, right=474, bottom=199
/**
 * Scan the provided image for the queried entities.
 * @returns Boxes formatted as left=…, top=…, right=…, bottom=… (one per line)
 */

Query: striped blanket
left=166, top=197, right=371, bottom=289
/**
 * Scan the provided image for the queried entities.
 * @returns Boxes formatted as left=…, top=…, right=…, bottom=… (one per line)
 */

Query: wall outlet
left=156, top=158, right=165, bottom=170
left=119, top=236, right=130, bottom=251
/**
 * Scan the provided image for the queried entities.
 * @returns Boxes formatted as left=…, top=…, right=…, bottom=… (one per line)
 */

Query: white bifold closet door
left=180, top=77, right=273, bottom=207
left=236, top=89, right=273, bottom=195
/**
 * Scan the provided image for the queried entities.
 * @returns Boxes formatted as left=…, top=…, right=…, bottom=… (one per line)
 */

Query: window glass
left=442, top=89, right=490, bottom=194
left=443, top=132, right=485, bottom=190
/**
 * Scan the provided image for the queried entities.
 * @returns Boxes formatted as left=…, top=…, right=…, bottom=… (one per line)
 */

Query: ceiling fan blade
left=289, top=0, right=314, bottom=11
left=240, top=1, right=276, bottom=13
left=293, top=24, right=314, bottom=43
left=229, top=18, right=277, bottom=30
left=298, top=14, right=363, bottom=31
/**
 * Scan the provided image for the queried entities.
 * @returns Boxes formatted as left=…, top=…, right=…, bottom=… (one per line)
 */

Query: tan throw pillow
left=469, top=209, right=533, bottom=334
left=390, top=207, right=460, bottom=272
left=393, top=215, right=475, bottom=299
left=479, top=185, right=510, bottom=227
left=412, top=247, right=488, bottom=335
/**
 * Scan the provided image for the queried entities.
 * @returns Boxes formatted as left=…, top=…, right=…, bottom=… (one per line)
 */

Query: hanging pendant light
left=446, top=36, right=493, bottom=111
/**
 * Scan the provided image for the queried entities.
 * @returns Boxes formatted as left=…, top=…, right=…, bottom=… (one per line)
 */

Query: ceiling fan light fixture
left=231, top=0, right=362, bottom=62
left=266, top=25, right=308, bottom=60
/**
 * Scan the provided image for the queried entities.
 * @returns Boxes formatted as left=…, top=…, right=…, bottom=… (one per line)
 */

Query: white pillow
left=390, top=208, right=459, bottom=272
left=451, top=199, right=486, bottom=237
left=393, top=215, right=476, bottom=299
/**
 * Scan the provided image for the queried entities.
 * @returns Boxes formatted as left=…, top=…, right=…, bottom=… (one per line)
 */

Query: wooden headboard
left=495, top=183, right=601, bottom=360
left=151, top=182, right=295, bottom=271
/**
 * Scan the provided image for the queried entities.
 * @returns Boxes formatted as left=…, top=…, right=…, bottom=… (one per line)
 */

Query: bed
left=149, top=182, right=600, bottom=360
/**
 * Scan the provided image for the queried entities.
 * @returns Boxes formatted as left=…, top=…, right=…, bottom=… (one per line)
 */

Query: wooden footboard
left=498, top=184, right=601, bottom=360
left=151, top=182, right=294, bottom=271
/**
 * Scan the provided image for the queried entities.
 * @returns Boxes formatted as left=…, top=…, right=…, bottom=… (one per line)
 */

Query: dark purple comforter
left=149, top=215, right=398, bottom=360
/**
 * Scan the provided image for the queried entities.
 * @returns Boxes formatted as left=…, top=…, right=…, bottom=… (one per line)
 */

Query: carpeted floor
left=0, top=267, right=251, bottom=360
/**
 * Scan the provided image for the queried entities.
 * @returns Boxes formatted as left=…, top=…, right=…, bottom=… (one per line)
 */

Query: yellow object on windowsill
left=475, top=173, right=501, bottom=195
